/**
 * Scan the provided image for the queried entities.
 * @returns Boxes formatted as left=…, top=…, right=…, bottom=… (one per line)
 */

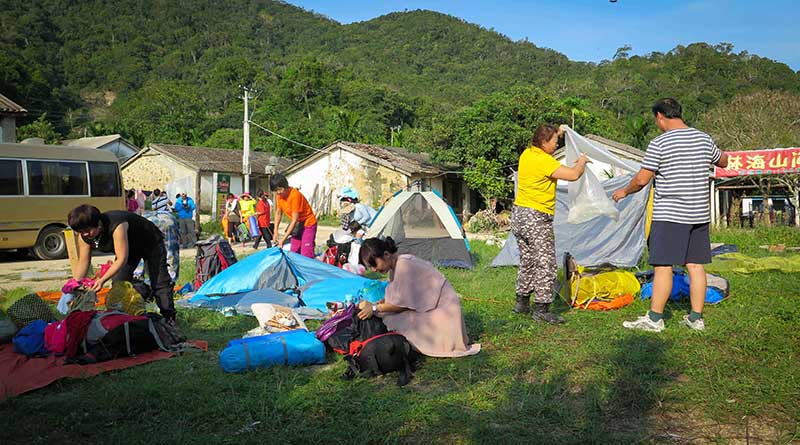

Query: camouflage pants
left=511, top=205, right=556, bottom=304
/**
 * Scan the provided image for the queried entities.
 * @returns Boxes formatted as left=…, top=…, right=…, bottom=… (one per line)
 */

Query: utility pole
left=242, top=87, right=251, bottom=194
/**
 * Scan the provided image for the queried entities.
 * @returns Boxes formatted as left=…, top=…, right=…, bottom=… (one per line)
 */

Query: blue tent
left=187, top=247, right=384, bottom=312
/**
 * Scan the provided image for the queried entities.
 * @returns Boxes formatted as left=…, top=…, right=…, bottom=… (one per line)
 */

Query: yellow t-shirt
left=514, top=146, right=563, bottom=215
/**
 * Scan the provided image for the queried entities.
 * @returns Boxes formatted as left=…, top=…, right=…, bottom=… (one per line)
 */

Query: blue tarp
left=181, top=288, right=300, bottom=315
left=189, top=247, right=385, bottom=312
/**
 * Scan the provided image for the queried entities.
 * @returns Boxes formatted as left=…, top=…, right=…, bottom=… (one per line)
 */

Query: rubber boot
left=512, top=294, right=530, bottom=314
left=531, top=302, right=565, bottom=324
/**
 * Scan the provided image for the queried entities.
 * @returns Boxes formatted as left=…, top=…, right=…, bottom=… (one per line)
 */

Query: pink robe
left=380, top=255, right=480, bottom=358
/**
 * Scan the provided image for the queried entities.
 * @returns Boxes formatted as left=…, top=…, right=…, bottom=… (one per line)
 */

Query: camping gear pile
left=563, top=253, right=638, bottom=311
left=0, top=285, right=193, bottom=367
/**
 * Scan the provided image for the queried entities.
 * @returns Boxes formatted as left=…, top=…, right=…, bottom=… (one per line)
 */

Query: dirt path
left=0, top=225, right=341, bottom=293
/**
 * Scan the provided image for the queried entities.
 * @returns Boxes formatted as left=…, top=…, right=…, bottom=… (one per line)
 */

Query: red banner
left=714, top=147, right=800, bottom=178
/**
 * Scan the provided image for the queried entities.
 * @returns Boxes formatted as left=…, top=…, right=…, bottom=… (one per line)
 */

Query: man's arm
left=612, top=168, right=655, bottom=202
left=716, top=152, right=729, bottom=168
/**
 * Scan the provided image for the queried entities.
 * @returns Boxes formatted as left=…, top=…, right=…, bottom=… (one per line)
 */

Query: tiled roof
left=143, top=143, right=292, bottom=174
left=0, top=94, right=26, bottom=114
left=286, top=141, right=445, bottom=176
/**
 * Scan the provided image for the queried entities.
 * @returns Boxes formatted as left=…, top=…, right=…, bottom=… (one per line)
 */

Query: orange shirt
left=276, top=187, right=317, bottom=227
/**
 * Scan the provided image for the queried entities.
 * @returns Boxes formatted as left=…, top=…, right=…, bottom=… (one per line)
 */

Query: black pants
left=112, top=242, right=176, bottom=321
left=253, top=226, right=273, bottom=249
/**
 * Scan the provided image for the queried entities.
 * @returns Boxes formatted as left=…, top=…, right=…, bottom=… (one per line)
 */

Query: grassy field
left=0, top=228, right=798, bottom=444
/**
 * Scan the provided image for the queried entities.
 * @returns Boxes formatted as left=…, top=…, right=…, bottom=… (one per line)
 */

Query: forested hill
left=2, top=0, right=799, bottom=159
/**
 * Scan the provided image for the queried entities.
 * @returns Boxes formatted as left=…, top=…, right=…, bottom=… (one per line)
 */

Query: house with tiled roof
left=0, top=93, right=27, bottom=143
left=283, top=141, right=479, bottom=219
left=121, top=143, right=291, bottom=216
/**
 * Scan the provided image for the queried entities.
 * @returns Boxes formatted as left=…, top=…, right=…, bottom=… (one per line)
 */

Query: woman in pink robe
left=356, top=237, right=480, bottom=358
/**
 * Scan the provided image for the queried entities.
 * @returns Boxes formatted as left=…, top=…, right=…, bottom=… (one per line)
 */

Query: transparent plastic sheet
left=563, top=128, right=633, bottom=224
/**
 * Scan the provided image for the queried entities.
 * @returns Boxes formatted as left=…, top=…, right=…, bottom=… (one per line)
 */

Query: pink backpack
left=44, top=319, right=68, bottom=354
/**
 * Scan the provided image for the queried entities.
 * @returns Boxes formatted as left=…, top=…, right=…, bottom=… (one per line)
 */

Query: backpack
left=13, top=319, right=49, bottom=356
left=325, top=234, right=352, bottom=268
left=316, top=304, right=357, bottom=353
left=67, top=311, right=185, bottom=364
left=194, top=235, right=237, bottom=289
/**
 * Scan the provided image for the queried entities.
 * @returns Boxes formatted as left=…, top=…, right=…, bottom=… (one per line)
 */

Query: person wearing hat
left=338, top=187, right=376, bottom=231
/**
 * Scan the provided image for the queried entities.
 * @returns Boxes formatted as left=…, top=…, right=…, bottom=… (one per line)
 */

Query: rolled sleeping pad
left=248, top=215, right=260, bottom=237
left=219, top=329, right=325, bottom=373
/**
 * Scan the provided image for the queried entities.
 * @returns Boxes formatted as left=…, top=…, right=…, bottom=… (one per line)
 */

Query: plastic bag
left=106, top=281, right=147, bottom=315
left=563, top=128, right=622, bottom=224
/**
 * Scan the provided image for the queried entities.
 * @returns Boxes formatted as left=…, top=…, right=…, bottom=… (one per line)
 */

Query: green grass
left=315, top=213, right=341, bottom=227
left=1, top=232, right=799, bottom=443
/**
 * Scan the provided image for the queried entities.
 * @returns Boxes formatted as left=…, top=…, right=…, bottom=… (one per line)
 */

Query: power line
left=248, top=120, right=328, bottom=153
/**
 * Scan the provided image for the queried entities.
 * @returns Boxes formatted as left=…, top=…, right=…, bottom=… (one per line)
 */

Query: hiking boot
left=680, top=314, right=705, bottom=331
left=623, top=314, right=665, bottom=332
left=531, top=303, right=565, bottom=324
left=512, top=294, right=530, bottom=314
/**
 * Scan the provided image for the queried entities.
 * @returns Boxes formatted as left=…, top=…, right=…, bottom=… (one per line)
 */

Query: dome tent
left=366, top=189, right=473, bottom=269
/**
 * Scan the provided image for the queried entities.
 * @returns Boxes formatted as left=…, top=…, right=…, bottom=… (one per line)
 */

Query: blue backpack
left=13, top=319, right=49, bottom=356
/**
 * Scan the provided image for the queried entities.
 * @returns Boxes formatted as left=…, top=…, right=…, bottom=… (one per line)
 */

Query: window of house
left=27, top=160, right=88, bottom=195
left=89, top=161, right=121, bottom=197
left=0, top=159, right=23, bottom=195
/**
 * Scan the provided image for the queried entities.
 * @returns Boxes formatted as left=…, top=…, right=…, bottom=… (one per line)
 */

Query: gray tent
left=492, top=129, right=650, bottom=268
left=367, top=190, right=473, bottom=269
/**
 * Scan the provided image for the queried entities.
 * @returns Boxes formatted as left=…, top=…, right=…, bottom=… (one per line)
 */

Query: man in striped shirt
left=612, top=98, right=728, bottom=332
left=151, top=188, right=171, bottom=213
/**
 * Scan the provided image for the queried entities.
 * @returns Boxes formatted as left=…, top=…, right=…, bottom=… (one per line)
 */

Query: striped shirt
left=642, top=128, right=722, bottom=224
left=152, top=194, right=170, bottom=212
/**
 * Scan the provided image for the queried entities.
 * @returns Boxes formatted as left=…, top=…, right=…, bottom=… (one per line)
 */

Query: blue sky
left=284, top=0, right=799, bottom=71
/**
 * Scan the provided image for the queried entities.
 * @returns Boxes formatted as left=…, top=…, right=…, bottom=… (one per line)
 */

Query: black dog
left=342, top=332, right=417, bottom=386
left=338, top=314, right=420, bottom=386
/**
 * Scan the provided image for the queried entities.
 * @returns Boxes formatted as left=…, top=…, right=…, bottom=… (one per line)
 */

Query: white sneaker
left=680, top=314, right=705, bottom=331
left=623, top=314, right=665, bottom=332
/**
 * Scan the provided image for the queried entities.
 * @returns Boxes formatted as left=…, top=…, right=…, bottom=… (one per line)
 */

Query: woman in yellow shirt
left=513, top=124, right=588, bottom=324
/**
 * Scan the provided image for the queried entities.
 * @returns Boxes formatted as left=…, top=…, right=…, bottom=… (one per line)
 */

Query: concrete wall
left=122, top=151, right=196, bottom=192
left=287, top=148, right=410, bottom=214
left=0, top=117, right=16, bottom=143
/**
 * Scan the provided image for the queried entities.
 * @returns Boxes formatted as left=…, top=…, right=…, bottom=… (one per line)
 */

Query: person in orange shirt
left=270, top=174, right=318, bottom=257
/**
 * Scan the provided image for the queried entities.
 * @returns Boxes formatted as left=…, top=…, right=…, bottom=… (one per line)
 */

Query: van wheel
left=32, top=226, right=67, bottom=260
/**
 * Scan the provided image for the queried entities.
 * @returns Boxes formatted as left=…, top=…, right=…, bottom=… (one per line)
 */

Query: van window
left=27, top=160, right=88, bottom=195
left=0, top=159, right=24, bottom=195
left=89, top=161, right=121, bottom=197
